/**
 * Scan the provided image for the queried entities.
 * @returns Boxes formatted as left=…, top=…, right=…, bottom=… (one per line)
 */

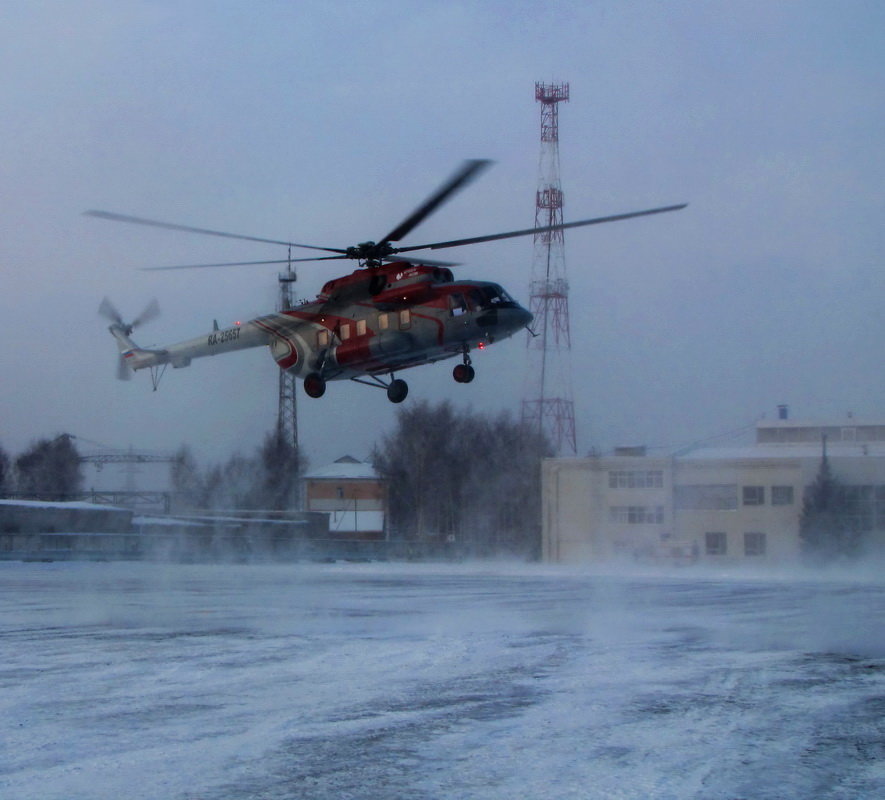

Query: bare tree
left=255, top=431, right=304, bottom=510
left=170, top=434, right=305, bottom=512
left=14, top=434, right=83, bottom=499
left=170, top=445, right=205, bottom=511
left=373, top=402, right=552, bottom=557
left=0, top=443, right=10, bottom=495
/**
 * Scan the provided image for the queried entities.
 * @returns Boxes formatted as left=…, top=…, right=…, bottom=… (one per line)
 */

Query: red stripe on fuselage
left=254, top=319, right=298, bottom=369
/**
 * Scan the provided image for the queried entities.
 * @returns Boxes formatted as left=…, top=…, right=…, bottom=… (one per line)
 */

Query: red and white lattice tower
left=521, top=81, right=577, bottom=455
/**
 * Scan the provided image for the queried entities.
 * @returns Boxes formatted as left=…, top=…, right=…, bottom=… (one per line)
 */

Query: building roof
left=678, top=443, right=885, bottom=461
left=304, top=455, right=378, bottom=480
left=757, top=418, right=885, bottom=429
left=0, top=499, right=128, bottom=512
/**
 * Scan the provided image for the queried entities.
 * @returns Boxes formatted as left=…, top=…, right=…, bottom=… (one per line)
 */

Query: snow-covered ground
left=1, top=562, right=883, bottom=800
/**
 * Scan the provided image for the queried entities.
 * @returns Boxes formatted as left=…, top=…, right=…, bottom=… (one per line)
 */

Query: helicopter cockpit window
left=481, top=285, right=517, bottom=308
left=449, top=293, right=467, bottom=317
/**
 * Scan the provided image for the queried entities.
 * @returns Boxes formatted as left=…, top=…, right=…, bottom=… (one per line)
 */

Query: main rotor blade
left=141, top=255, right=348, bottom=271
left=84, top=210, right=347, bottom=254
left=380, top=159, right=493, bottom=244
left=382, top=255, right=461, bottom=268
left=394, top=203, right=688, bottom=254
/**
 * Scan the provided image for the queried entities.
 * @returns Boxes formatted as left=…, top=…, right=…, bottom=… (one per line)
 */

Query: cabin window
left=378, top=313, right=389, bottom=330
left=450, top=293, right=467, bottom=316
left=340, top=323, right=351, bottom=340
left=356, top=319, right=367, bottom=337
left=317, top=330, right=330, bottom=347
left=398, top=309, right=411, bottom=330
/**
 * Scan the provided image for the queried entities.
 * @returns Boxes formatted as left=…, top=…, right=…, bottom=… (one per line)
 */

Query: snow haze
left=1, top=562, right=883, bottom=799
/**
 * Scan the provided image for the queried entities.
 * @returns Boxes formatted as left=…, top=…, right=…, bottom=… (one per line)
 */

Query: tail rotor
left=98, top=297, right=159, bottom=336
left=99, top=297, right=160, bottom=380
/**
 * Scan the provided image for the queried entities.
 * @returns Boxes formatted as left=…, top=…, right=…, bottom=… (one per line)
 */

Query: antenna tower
left=521, top=81, right=577, bottom=455
left=277, top=257, right=299, bottom=454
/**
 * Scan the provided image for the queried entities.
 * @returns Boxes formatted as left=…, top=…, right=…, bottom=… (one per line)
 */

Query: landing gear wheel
left=303, top=373, right=326, bottom=398
left=453, top=364, right=475, bottom=383
left=387, top=378, right=408, bottom=403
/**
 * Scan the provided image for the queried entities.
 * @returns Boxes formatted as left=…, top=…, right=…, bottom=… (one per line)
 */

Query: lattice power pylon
left=521, top=81, right=577, bottom=455
left=277, top=261, right=299, bottom=454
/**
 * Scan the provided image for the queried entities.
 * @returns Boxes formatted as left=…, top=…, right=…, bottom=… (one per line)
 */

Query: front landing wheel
left=387, top=379, right=408, bottom=403
left=453, top=364, right=475, bottom=383
left=303, top=373, right=326, bottom=398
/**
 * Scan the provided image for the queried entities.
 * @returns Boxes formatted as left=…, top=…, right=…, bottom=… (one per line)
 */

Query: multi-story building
left=542, top=415, right=885, bottom=564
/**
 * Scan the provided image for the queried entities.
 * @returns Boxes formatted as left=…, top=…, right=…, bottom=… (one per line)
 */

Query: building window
left=317, top=329, right=330, bottom=347
left=675, top=484, right=738, bottom=510
left=399, top=309, right=411, bottom=330
left=608, top=470, right=664, bottom=489
left=742, top=486, right=765, bottom=506
left=771, top=486, right=794, bottom=506
left=705, top=531, right=727, bottom=556
left=378, top=313, right=389, bottom=330
left=609, top=506, right=664, bottom=524
left=744, top=532, right=766, bottom=556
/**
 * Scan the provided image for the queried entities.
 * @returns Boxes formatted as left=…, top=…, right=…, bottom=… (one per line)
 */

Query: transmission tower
left=521, top=81, right=577, bottom=455
left=277, top=258, right=299, bottom=454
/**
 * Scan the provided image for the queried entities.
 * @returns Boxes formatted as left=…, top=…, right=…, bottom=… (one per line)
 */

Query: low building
left=303, top=455, right=387, bottom=539
left=542, top=417, right=885, bottom=565
left=0, top=499, right=328, bottom=562
left=0, top=500, right=138, bottom=560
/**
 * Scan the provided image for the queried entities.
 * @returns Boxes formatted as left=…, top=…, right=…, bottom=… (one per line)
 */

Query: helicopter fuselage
left=112, top=262, right=532, bottom=400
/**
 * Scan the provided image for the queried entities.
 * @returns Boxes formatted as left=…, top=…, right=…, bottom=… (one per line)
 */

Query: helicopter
left=90, top=160, right=685, bottom=403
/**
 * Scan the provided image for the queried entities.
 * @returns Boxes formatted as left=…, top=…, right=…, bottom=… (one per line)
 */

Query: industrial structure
left=521, top=81, right=577, bottom=455
left=79, top=443, right=178, bottom=511
left=276, top=259, right=299, bottom=455
left=542, top=413, right=885, bottom=564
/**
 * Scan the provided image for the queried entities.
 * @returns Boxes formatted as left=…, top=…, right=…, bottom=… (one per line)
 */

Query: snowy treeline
left=170, top=433, right=303, bottom=511
left=0, top=435, right=83, bottom=498
left=372, top=400, right=552, bottom=556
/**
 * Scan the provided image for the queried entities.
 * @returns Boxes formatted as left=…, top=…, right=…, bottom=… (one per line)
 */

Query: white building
left=542, top=417, right=885, bottom=564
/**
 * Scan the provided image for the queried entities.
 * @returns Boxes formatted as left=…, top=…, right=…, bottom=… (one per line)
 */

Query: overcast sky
left=1, top=0, right=883, bottom=483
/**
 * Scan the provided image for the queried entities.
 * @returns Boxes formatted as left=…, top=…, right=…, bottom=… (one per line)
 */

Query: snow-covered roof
left=757, top=418, right=885, bottom=429
left=304, top=456, right=378, bottom=480
left=678, top=443, right=885, bottom=461
left=0, top=499, right=129, bottom=512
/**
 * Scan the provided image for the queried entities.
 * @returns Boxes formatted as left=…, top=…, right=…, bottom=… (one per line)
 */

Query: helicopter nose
left=498, top=305, right=533, bottom=335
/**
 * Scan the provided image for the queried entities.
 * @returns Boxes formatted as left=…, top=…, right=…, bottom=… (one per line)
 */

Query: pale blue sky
left=1, top=1, right=883, bottom=479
